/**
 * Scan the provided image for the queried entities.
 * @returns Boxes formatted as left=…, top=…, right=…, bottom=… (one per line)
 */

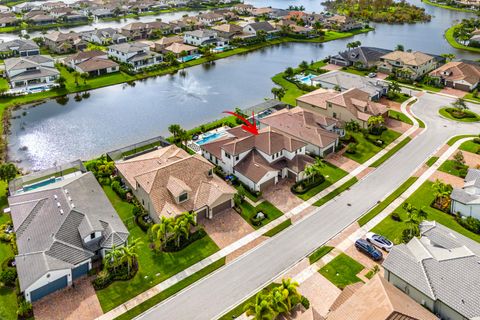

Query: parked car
left=368, top=72, right=377, bottom=78
left=366, top=232, right=393, bottom=251
left=355, top=239, right=383, bottom=261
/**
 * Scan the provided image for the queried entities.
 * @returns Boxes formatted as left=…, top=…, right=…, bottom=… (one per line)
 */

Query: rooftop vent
left=68, top=196, right=72, bottom=202
left=71, top=203, right=75, bottom=208
left=57, top=202, right=61, bottom=207
left=59, top=209, right=64, bottom=214
left=65, top=189, right=69, bottom=194
left=54, top=195, right=58, bottom=200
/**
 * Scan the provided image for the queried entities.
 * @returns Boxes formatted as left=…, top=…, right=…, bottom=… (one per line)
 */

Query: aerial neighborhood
left=1, top=0, right=480, bottom=320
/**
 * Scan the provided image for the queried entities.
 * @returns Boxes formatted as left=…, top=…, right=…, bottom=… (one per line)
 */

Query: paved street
left=137, top=93, right=480, bottom=320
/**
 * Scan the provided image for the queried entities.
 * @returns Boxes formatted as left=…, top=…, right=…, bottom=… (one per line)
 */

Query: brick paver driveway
left=202, top=209, right=255, bottom=249
left=33, top=276, right=103, bottom=320
left=262, top=179, right=303, bottom=213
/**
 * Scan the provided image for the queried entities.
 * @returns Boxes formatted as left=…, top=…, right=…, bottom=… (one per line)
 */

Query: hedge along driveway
left=296, top=162, right=348, bottom=201
left=98, top=186, right=220, bottom=312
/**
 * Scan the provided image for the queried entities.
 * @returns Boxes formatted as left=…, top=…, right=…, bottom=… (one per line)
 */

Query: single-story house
left=153, top=35, right=184, bottom=52
left=0, top=39, right=39, bottom=58
left=211, top=23, right=243, bottom=39
left=383, top=221, right=480, bottom=320
left=8, top=171, right=129, bottom=302
left=115, top=145, right=236, bottom=222
left=258, top=107, right=342, bottom=157
left=330, top=46, right=392, bottom=69
left=163, top=42, right=198, bottom=58
left=63, top=50, right=119, bottom=77
left=451, top=168, right=480, bottom=219
left=429, top=61, right=480, bottom=92
left=242, top=21, right=277, bottom=36
left=43, top=31, right=87, bottom=54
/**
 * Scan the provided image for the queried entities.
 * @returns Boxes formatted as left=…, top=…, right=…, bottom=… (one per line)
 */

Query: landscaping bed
left=237, top=201, right=283, bottom=229
left=439, top=107, right=480, bottom=122
left=388, top=110, right=413, bottom=125
left=294, top=162, right=348, bottom=201
left=438, top=159, right=468, bottom=178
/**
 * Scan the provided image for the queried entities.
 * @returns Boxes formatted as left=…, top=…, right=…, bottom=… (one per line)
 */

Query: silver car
left=365, top=232, right=393, bottom=251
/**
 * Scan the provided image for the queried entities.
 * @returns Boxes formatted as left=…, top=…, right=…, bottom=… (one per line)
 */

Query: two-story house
left=377, top=50, right=437, bottom=80
left=0, top=39, right=39, bottom=58
left=115, top=145, right=236, bottom=223
left=201, top=127, right=314, bottom=192
left=325, top=15, right=363, bottom=32
left=81, top=28, right=127, bottom=45
left=62, top=50, right=119, bottom=77
left=184, top=29, right=226, bottom=47
left=8, top=170, right=129, bottom=303
left=108, top=42, right=163, bottom=71
left=197, top=12, right=224, bottom=26
left=4, top=55, right=59, bottom=92
left=242, top=21, right=277, bottom=36
left=43, top=31, right=87, bottom=54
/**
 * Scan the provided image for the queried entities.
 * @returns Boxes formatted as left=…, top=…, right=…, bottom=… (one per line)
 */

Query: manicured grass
left=447, top=135, right=476, bottom=146
left=370, top=137, right=411, bottom=168
left=439, top=107, right=480, bottom=122
left=344, top=129, right=402, bottom=164
left=358, top=177, right=418, bottom=227
left=426, top=156, right=439, bottom=167
left=459, top=140, right=480, bottom=154
left=97, top=186, right=220, bottom=312
left=414, top=117, right=426, bottom=128
left=438, top=160, right=468, bottom=178
left=464, top=92, right=480, bottom=104
left=296, top=162, right=348, bottom=201
left=308, top=246, right=334, bottom=264
left=445, top=25, right=480, bottom=54
left=313, top=177, right=358, bottom=207
left=0, top=78, right=9, bottom=92
left=234, top=184, right=261, bottom=203
left=114, top=258, right=226, bottom=320
left=263, top=219, right=292, bottom=237
left=271, top=72, right=309, bottom=105
left=389, top=110, right=413, bottom=125
left=319, top=253, right=364, bottom=289
left=218, top=283, right=279, bottom=320
left=238, top=201, right=284, bottom=230
left=371, top=180, right=480, bottom=244
left=422, top=0, right=475, bottom=12
left=388, top=93, right=411, bottom=104
left=341, top=67, right=369, bottom=76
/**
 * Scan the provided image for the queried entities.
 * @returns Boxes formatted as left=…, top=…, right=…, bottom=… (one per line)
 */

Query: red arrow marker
left=223, top=111, right=259, bottom=135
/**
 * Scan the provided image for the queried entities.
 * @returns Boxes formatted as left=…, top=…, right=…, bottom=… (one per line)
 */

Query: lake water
left=7, top=0, right=478, bottom=170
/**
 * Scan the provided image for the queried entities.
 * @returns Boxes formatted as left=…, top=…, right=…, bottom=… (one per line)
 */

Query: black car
left=355, top=239, right=383, bottom=261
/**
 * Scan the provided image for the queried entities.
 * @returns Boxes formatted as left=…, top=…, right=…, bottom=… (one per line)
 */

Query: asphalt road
left=137, top=93, right=480, bottom=320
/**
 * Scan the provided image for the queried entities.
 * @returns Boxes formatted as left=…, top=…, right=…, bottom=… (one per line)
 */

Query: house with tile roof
left=450, top=168, right=480, bottom=219
left=326, top=275, right=438, bottom=320
left=378, top=50, right=437, bottom=80
left=430, top=61, right=480, bottom=92
left=62, top=50, right=119, bottom=77
left=3, top=55, right=59, bottom=92
left=258, top=108, right=342, bottom=157
left=115, top=145, right=236, bottom=222
left=329, top=46, right=392, bottom=69
left=8, top=171, right=129, bottom=302
left=382, top=221, right=480, bottom=320
left=0, top=39, right=39, bottom=58
left=200, top=127, right=313, bottom=192
left=108, top=41, right=163, bottom=71
left=297, top=87, right=389, bottom=128
left=43, top=31, right=87, bottom=54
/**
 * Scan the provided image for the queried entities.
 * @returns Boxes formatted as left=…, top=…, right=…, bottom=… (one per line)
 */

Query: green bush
left=473, top=137, right=480, bottom=144
left=346, top=143, right=357, bottom=154
left=301, top=296, right=310, bottom=310
left=92, top=270, right=113, bottom=290
left=391, top=212, right=401, bottom=222
left=457, top=215, right=480, bottom=234
left=164, top=229, right=207, bottom=252
left=17, top=299, right=33, bottom=319
left=111, top=180, right=127, bottom=200
left=132, top=205, right=143, bottom=217
left=291, top=175, right=326, bottom=194
left=0, top=268, right=17, bottom=287
left=250, top=212, right=267, bottom=227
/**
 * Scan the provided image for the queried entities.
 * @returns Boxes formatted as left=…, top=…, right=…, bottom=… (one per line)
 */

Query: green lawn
left=115, top=258, right=226, bottom=320
left=388, top=93, right=411, bottom=104
left=426, top=156, right=439, bottom=167
left=344, top=129, right=402, bottom=164
left=459, top=140, right=480, bottom=154
left=422, top=0, right=475, bottom=11
left=358, top=177, right=418, bottom=226
left=296, top=162, right=348, bottom=201
left=464, top=92, right=480, bottom=104
left=388, top=110, right=413, bottom=125
left=238, top=201, right=284, bottom=230
left=313, top=177, right=358, bottom=207
left=371, top=180, right=480, bottom=244
left=0, top=78, right=9, bottom=92
left=308, top=246, right=334, bottom=264
left=445, top=25, right=480, bottom=54
left=319, top=253, right=364, bottom=289
left=370, top=137, right=411, bottom=168
left=438, top=160, right=468, bottom=178
left=271, top=72, right=309, bottom=105
left=97, top=186, right=220, bottom=312
left=447, top=135, right=476, bottom=146
left=340, top=67, right=370, bottom=76
left=263, top=219, right=292, bottom=237
left=439, top=107, right=480, bottom=122
left=415, top=117, right=426, bottom=128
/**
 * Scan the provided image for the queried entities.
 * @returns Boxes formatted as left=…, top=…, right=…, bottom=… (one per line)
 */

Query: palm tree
left=172, top=218, right=189, bottom=248
left=177, top=129, right=190, bottom=149
left=149, top=217, right=174, bottom=252
left=244, top=293, right=277, bottom=320
left=104, top=246, right=123, bottom=274
left=276, top=88, right=285, bottom=101
left=452, top=98, right=468, bottom=113
left=72, top=71, right=81, bottom=86
left=345, top=120, right=360, bottom=132
left=80, top=72, right=88, bottom=85
left=121, top=237, right=142, bottom=275
left=432, top=179, right=452, bottom=210
left=284, top=67, right=294, bottom=78
left=271, top=87, right=280, bottom=99
left=367, top=115, right=385, bottom=133
left=279, top=278, right=302, bottom=311
left=402, top=202, right=427, bottom=239
left=168, top=124, right=181, bottom=142
left=180, top=211, right=197, bottom=231
left=388, top=81, right=401, bottom=96
left=441, top=53, right=456, bottom=62
left=395, top=44, right=405, bottom=51
left=270, top=287, right=289, bottom=314
left=299, top=60, right=309, bottom=70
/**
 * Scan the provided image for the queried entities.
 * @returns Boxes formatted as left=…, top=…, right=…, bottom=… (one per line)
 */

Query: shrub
left=92, top=270, right=112, bottom=290
left=164, top=229, right=207, bottom=252
left=301, top=296, right=310, bottom=310
left=346, top=143, right=357, bottom=154
left=473, top=137, right=480, bottom=144
left=401, top=228, right=418, bottom=243
left=250, top=212, right=267, bottom=227
left=391, top=212, right=401, bottom=222
left=456, top=215, right=480, bottom=234
left=132, top=205, right=143, bottom=217
left=291, top=175, right=326, bottom=194
left=17, top=299, right=33, bottom=319
left=0, top=268, right=17, bottom=287
left=1, top=257, right=14, bottom=270
left=111, top=180, right=127, bottom=200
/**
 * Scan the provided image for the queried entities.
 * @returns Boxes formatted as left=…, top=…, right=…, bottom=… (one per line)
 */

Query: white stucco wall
left=451, top=200, right=480, bottom=220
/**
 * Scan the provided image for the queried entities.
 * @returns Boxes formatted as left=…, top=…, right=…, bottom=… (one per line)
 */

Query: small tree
left=168, top=124, right=181, bottom=142
left=395, top=44, right=405, bottom=51
left=454, top=150, right=465, bottom=166
left=452, top=98, right=468, bottom=113
left=345, top=120, right=360, bottom=132
left=0, top=163, right=17, bottom=183
left=299, top=60, right=309, bottom=70
left=284, top=67, right=294, bottom=78
left=402, top=202, right=428, bottom=242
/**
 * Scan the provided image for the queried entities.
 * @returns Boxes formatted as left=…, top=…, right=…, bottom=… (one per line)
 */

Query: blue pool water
left=23, top=177, right=61, bottom=192
left=299, top=74, right=316, bottom=84
left=195, top=132, right=225, bottom=145
left=181, top=54, right=202, bottom=62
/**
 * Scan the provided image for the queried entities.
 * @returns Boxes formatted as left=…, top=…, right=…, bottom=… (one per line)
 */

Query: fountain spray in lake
left=170, top=74, right=217, bottom=103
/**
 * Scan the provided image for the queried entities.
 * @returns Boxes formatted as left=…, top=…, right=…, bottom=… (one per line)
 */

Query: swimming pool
left=298, top=74, right=316, bottom=85
left=23, top=177, right=61, bottom=192
left=195, top=131, right=226, bottom=145
left=181, top=54, right=202, bottom=62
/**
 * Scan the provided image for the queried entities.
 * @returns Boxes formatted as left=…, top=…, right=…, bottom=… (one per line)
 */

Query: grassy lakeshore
left=422, top=0, right=475, bottom=12
left=445, top=25, right=480, bottom=53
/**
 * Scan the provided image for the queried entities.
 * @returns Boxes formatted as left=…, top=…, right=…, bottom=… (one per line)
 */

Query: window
left=179, top=192, right=188, bottom=203
left=208, top=169, right=213, bottom=177
left=90, top=233, right=95, bottom=240
left=235, top=155, right=239, bottom=161
left=333, top=112, right=337, bottom=118
left=225, top=152, right=231, bottom=159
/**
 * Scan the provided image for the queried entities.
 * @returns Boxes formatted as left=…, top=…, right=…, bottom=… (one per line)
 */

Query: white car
left=365, top=232, right=393, bottom=251
left=368, top=72, right=377, bottom=78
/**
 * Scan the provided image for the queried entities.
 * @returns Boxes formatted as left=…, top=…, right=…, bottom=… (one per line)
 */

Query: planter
left=291, top=175, right=326, bottom=195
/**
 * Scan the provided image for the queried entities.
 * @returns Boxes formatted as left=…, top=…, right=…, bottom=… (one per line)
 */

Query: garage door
left=287, top=170, right=296, bottom=179
left=259, top=177, right=275, bottom=191
left=30, top=275, right=68, bottom=302
left=211, top=199, right=232, bottom=216
left=72, top=262, right=89, bottom=280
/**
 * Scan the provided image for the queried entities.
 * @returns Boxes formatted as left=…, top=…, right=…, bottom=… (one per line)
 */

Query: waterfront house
left=429, top=61, right=480, bottom=91
left=311, top=70, right=389, bottom=100
left=8, top=170, right=129, bottom=303
left=121, top=21, right=172, bottom=40
left=197, top=12, right=224, bottom=26
left=200, top=127, right=313, bottom=192
left=383, top=221, right=480, bottom=320
left=81, top=28, right=127, bottom=45
left=27, top=13, right=57, bottom=25
left=63, top=50, right=119, bottom=76
left=184, top=29, right=224, bottom=47
left=44, top=31, right=87, bottom=54
left=258, top=108, right=342, bottom=157
left=330, top=46, right=392, bottom=69
left=326, top=275, right=438, bottom=320
left=4, top=55, right=59, bottom=92
left=0, top=12, right=18, bottom=27
left=211, top=23, right=243, bottom=39
left=297, top=87, right=389, bottom=128
left=108, top=42, right=163, bottom=71
left=0, top=39, right=39, bottom=58
left=163, top=42, right=198, bottom=59
left=91, top=8, right=114, bottom=19
left=325, top=15, right=362, bottom=31
left=450, top=168, right=480, bottom=219
left=153, top=35, right=185, bottom=51
left=377, top=50, right=437, bottom=80
left=242, top=21, right=277, bottom=36
left=115, top=145, right=236, bottom=223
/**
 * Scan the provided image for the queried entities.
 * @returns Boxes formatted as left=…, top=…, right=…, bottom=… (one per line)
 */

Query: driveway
left=262, top=179, right=303, bottom=212
left=137, top=93, right=480, bottom=320
left=33, top=277, right=102, bottom=320
left=202, top=209, right=255, bottom=249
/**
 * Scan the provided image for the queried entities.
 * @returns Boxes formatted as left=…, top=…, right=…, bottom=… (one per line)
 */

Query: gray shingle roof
left=0, top=39, right=39, bottom=52
left=383, top=221, right=480, bottom=319
left=451, top=168, right=480, bottom=205
left=9, top=172, right=129, bottom=291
